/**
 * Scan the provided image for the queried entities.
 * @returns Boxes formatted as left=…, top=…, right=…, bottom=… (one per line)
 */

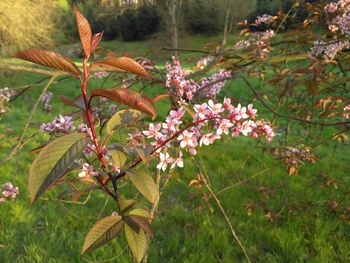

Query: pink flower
left=143, top=123, right=162, bottom=138
left=194, top=103, right=209, bottom=120
left=233, top=40, right=251, bottom=50
left=78, top=163, right=98, bottom=178
left=177, top=130, right=197, bottom=148
left=1, top=182, right=19, bottom=200
left=230, top=103, right=248, bottom=121
left=247, top=104, right=257, bottom=118
left=128, top=132, right=143, bottom=146
left=325, top=3, right=338, bottom=13
left=40, top=115, right=75, bottom=134
left=223, top=97, right=234, bottom=110
left=171, top=151, right=184, bottom=169
left=162, top=117, right=181, bottom=132
left=111, top=164, right=120, bottom=173
left=169, top=107, right=186, bottom=120
left=84, top=143, right=96, bottom=157
left=208, top=100, right=224, bottom=116
left=200, top=133, right=221, bottom=146
left=216, top=119, right=233, bottom=135
left=343, top=103, right=350, bottom=119
left=240, top=120, right=255, bottom=136
left=157, top=152, right=174, bottom=171
left=255, top=14, right=274, bottom=25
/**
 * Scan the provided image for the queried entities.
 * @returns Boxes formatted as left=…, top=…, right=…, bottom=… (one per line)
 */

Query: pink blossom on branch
left=132, top=99, right=273, bottom=172
left=78, top=163, right=98, bottom=178
left=255, top=14, right=274, bottom=25
left=0, top=182, right=19, bottom=203
left=165, top=57, right=232, bottom=104
left=40, top=115, right=75, bottom=134
left=343, top=104, right=350, bottom=119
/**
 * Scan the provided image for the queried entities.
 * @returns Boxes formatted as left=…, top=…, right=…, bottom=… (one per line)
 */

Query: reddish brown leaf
left=30, top=144, right=47, bottom=155
left=15, top=49, right=81, bottom=77
left=91, top=32, right=103, bottom=53
left=129, top=215, right=153, bottom=237
left=152, top=93, right=170, bottom=103
left=93, top=57, right=149, bottom=79
left=74, top=5, right=92, bottom=58
left=59, top=95, right=87, bottom=110
left=90, top=88, right=157, bottom=119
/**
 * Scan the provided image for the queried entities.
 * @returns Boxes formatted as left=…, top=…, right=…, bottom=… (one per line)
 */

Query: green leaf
left=124, top=221, right=148, bottom=262
left=82, top=215, right=123, bottom=254
left=129, top=208, right=152, bottom=219
left=119, top=198, right=136, bottom=213
left=107, top=109, right=144, bottom=134
left=111, top=150, right=127, bottom=168
left=126, top=170, right=157, bottom=203
left=135, top=147, right=151, bottom=163
left=29, top=133, right=88, bottom=204
left=267, top=53, right=309, bottom=64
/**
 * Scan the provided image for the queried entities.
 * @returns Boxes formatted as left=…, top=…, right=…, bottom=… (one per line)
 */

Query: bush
left=64, top=1, right=121, bottom=41
left=119, top=5, right=160, bottom=41
left=119, top=9, right=138, bottom=41
left=0, top=0, right=66, bottom=56
left=183, top=0, right=223, bottom=35
left=135, top=5, right=160, bottom=40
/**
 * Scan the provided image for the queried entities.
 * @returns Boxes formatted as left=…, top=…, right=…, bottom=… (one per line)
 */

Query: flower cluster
left=91, top=97, right=118, bottom=121
left=133, top=98, right=273, bottom=172
left=0, top=182, right=19, bottom=203
left=273, top=146, right=317, bottom=175
left=255, top=14, right=274, bottom=25
left=310, top=0, right=350, bottom=61
left=325, top=0, right=350, bottom=35
left=93, top=71, right=110, bottom=79
left=40, top=115, right=75, bottom=134
left=199, top=70, right=232, bottom=98
left=165, top=57, right=199, bottom=104
left=40, top=91, right=53, bottom=112
left=233, top=30, right=275, bottom=59
left=0, top=87, right=16, bottom=115
left=76, top=145, right=114, bottom=179
left=196, top=55, right=215, bottom=69
left=39, top=114, right=115, bottom=179
left=309, top=39, right=350, bottom=61
left=0, top=87, right=16, bottom=101
left=343, top=103, right=350, bottom=119
left=165, top=57, right=232, bottom=104
left=233, top=40, right=251, bottom=50
left=78, top=163, right=98, bottom=178
left=137, top=58, right=156, bottom=72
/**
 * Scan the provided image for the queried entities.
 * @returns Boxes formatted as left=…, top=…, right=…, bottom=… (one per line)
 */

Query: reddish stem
left=80, top=57, right=115, bottom=199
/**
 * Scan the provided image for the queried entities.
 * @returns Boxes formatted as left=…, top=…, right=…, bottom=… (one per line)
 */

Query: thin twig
left=191, top=158, right=252, bottom=263
left=5, top=75, right=57, bottom=161
left=239, top=75, right=350, bottom=127
left=217, top=168, right=272, bottom=195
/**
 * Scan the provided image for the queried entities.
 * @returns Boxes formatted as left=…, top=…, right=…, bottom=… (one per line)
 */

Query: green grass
left=1, top=36, right=350, bottom=262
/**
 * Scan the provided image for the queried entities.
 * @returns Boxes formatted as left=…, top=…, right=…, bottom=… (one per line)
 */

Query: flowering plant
left=12, top=6, right=274, bottom=262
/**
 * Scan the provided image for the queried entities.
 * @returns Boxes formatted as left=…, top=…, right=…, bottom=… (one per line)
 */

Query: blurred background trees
left=0, top=0, right=336, bottom=56
left=0, top=0, right=69, bottom=56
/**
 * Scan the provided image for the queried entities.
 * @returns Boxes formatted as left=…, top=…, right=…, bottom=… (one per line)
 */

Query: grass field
left=0, top=36, right=350, bottom=262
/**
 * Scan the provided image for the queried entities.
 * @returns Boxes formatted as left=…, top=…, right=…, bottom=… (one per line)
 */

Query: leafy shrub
left=135, top=5, right=160, bottom=40
left=119, top=5, right=160, bottom=41
left=119, top=9, right=139, bottom=41
left=0, top=0, right=66, bottom=56
left=183, top=0, right=223, bottom=35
